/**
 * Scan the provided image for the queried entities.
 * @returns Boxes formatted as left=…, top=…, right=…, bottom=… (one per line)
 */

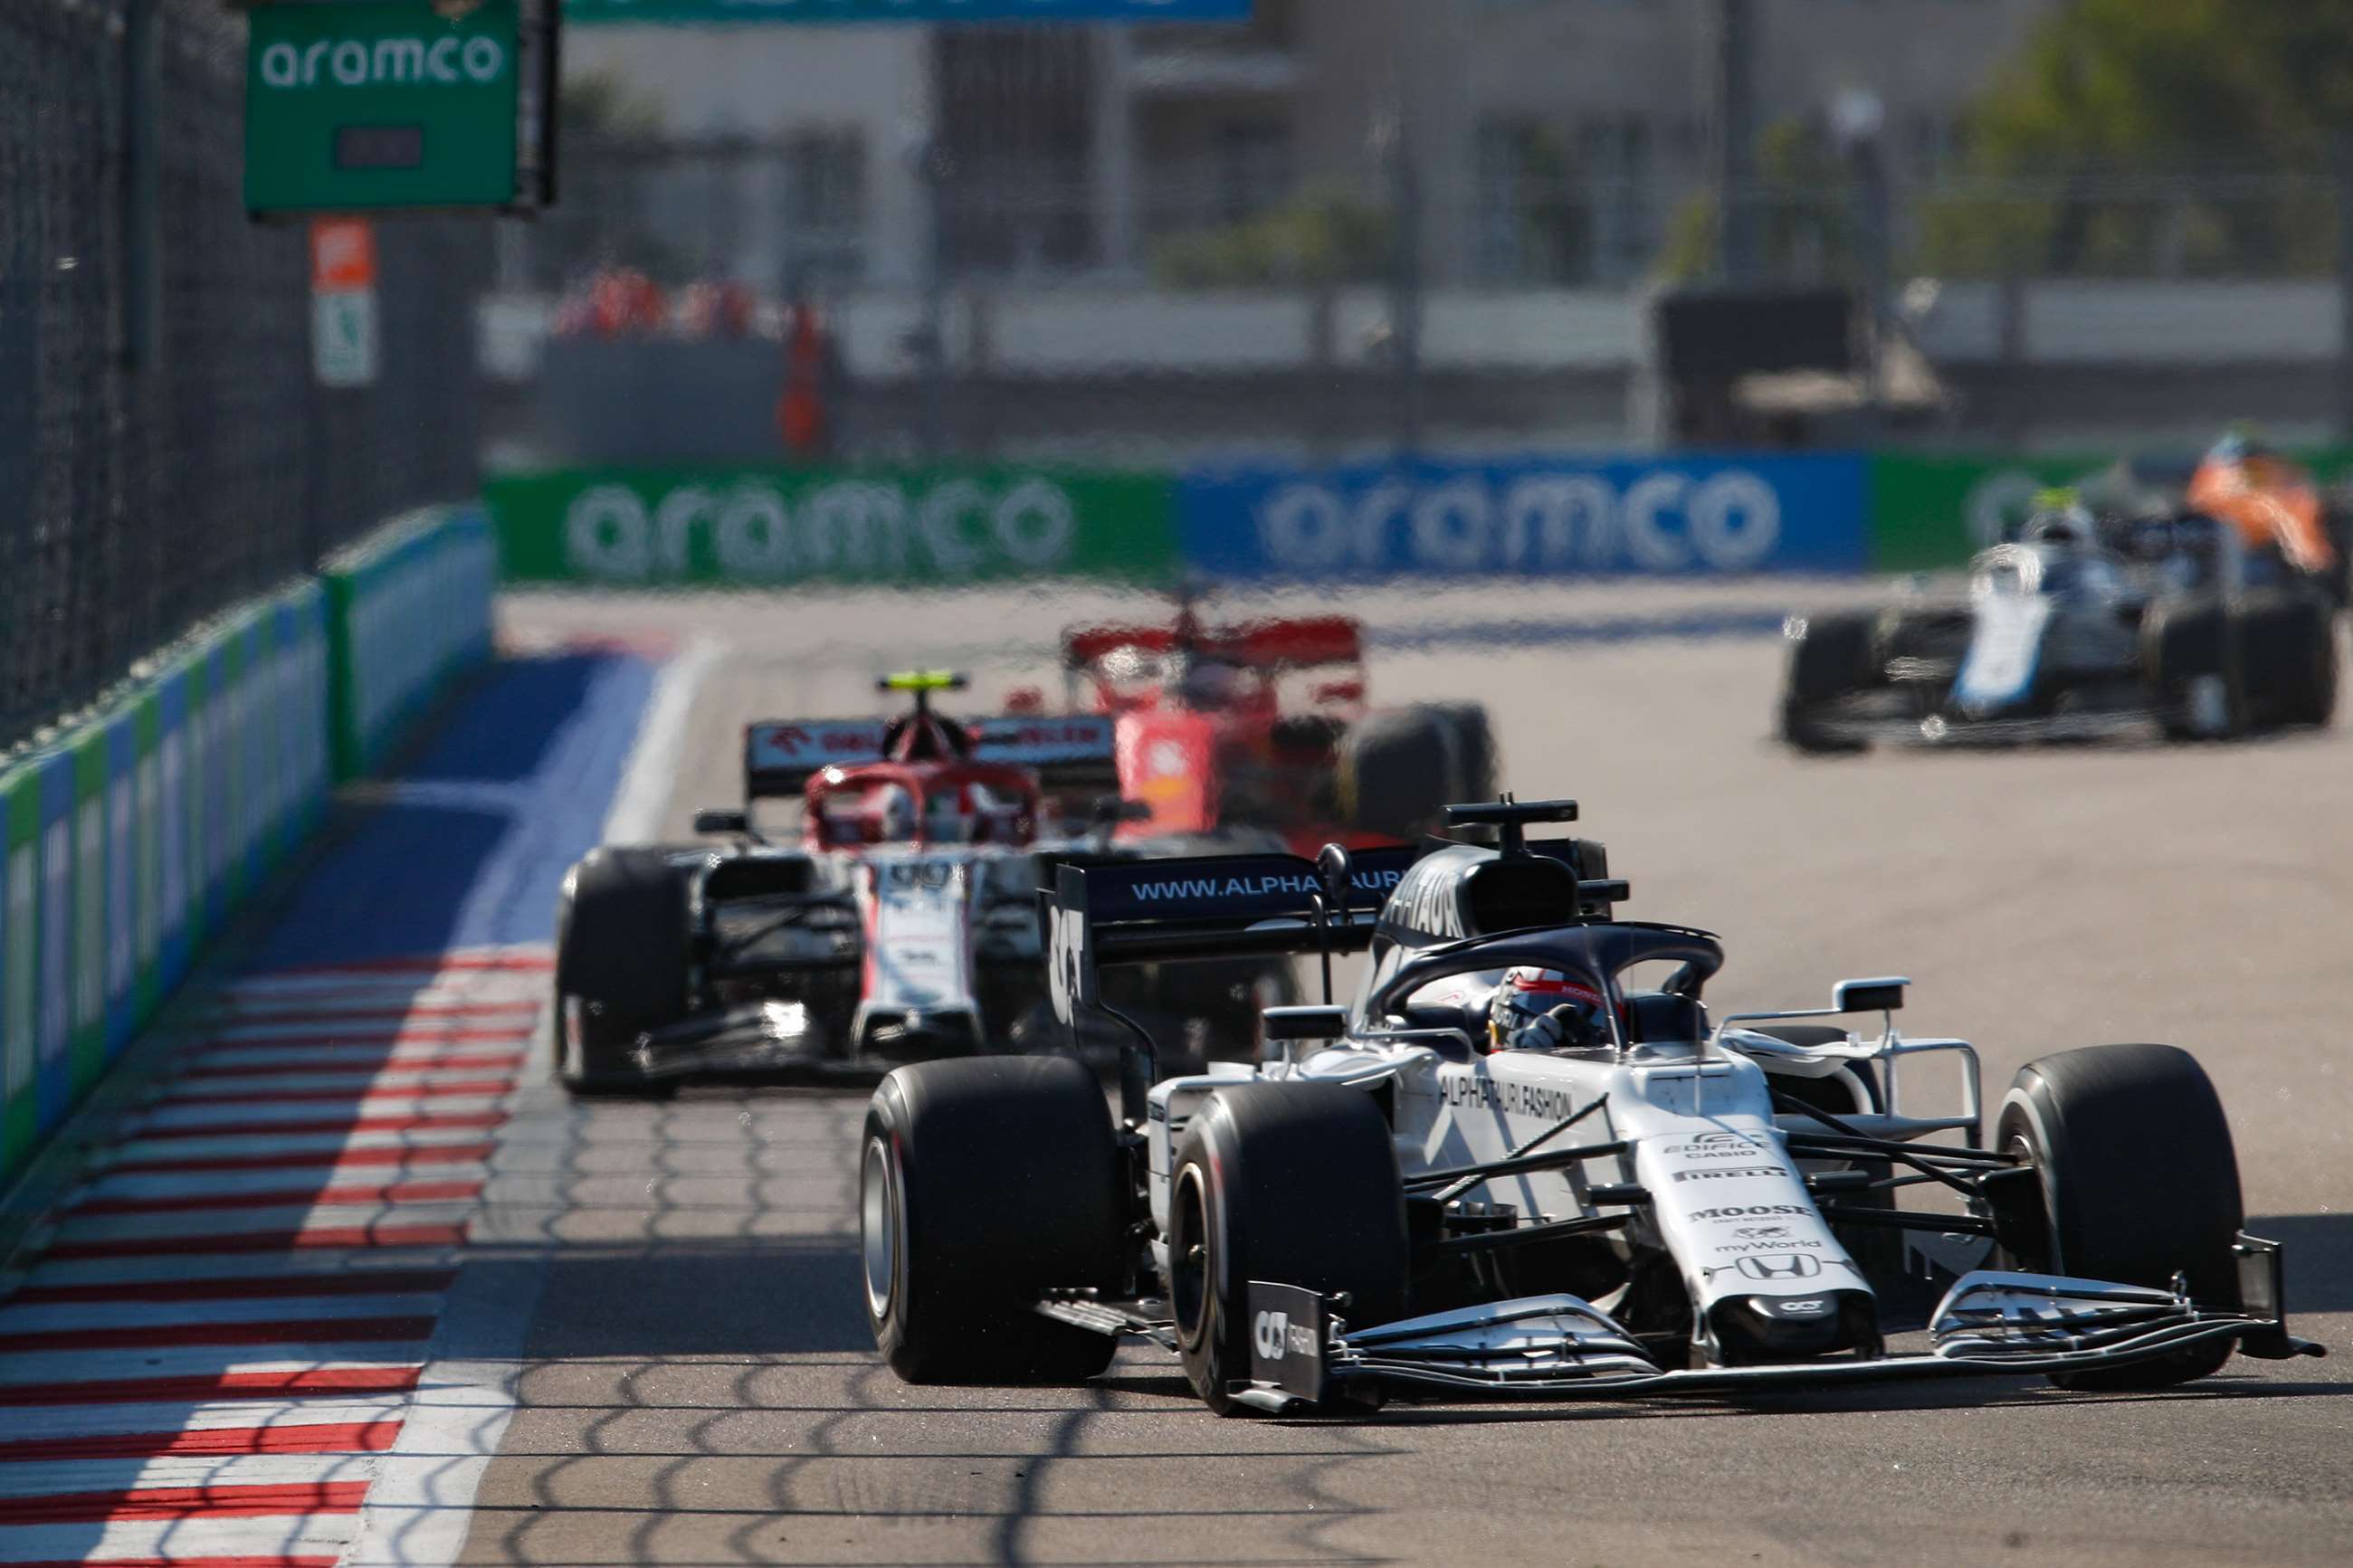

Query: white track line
left=186, top=1045, right=527, bottom=1072
left=129, top=1098, right=510, bottom=1132
left=1, top=1397, right=413, bottom=1443
left=75, top=1164, right=492, bottom=1204
left=157, top=1069, right=521, bottom=1098
left=346, top=646, right=711, bottom=1568
left=103, top=1126, right=500, bottom=1164
left=0, top=1345, right=429, bottom=1388
left=18, top=1250, right=465, bottom=1289
left=0, top=1449, right=382, bottom=1499
left=0, top=1514, right=363, bottom=1564
left=52, top=1202, right=481, bottom=1247
left=600, top=634, right=716, bottom=844
left=190, top=1018, right=537, bottom=1044
left=0, top=1295, right=448, bottom=1335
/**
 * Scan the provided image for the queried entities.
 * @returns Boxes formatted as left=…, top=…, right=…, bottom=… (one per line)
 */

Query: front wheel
left=863, top=1057, right=1124, bottom=1384
left=1170, top=1083, right=1408, bottom=1415
left=1994, top=1042, right=2245, bottom=1391
left=553, top=847, right=695, bottom=1099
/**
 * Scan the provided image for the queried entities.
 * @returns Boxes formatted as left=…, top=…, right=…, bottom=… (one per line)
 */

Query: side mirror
left=693, top=808, right=749, bottom=837
left=1833, top=976, right=1908, bottom=1014
left=1315, top=841, right=1354, bottom=911
left=1262, top=1005, right=1349, bottom=1043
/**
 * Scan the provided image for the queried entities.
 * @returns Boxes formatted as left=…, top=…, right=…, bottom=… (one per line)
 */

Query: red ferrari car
left=1028, top=596, right=1497, bottom=859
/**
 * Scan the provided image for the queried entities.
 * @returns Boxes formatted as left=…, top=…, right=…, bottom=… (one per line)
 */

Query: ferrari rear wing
left=1062, top=615, right=1363, bottom=672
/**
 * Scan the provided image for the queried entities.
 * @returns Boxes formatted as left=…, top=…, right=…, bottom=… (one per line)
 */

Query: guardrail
left=0, top=506, right=493, bottom=1192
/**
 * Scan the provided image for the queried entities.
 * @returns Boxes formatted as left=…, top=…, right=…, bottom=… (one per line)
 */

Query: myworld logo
left=259, top=35, right=509, bottom=90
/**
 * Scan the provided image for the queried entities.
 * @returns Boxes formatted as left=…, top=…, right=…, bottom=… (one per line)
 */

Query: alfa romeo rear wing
left=743, top=715, right=1117, bottom=801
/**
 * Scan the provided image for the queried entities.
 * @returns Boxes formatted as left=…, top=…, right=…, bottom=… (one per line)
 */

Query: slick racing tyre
left=1339, top=702, right=1495, bottom=838
left=1994, top=1043, right=2244, bottom=1391
left=553, top=847, right=695, bottom=1099
left=1429, top=703, right=1499, bottom=804
left=1170, top=1083, right=1408, bottom=1416
left=1777, top=612, right=1874, bottom=754
left=2234, top=588, right=2338, bottom=729
left=862, top=1057, right=1123, bottom=1384
left=2142, top=594, right=2242, bottom=739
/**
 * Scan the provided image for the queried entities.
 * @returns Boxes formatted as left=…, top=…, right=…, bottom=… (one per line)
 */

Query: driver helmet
left=1176, top=658, right=1245, bottom=711
left=1488, top=966, right=1610, bottom=1052
left=2208, top=421, right=2275, bottom=467
left=925, top=784, right=978, bottom=843
left=2021, top=489, right=2096, bottom=549
left=873, top=783, right=918, bottom=842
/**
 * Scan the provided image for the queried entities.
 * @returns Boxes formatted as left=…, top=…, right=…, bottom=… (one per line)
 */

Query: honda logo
left=1737, top=1253, right=1822, bottom=1281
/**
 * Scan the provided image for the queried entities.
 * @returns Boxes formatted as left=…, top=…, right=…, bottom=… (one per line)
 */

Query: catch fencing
left=0, top=0, right=490, bottom=759
left=490, top=126, right=2353, bottom=469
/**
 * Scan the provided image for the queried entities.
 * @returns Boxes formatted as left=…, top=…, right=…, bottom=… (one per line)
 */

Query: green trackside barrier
left=482, top=465, right=1182, bottom=589
left=0, top=576, right=338, bottom=1194
left=1868, top=445, right=2353, bottom=573
left=2, top=770, right=36, bottom=1176
left=325, top=506, right=498, bottom=781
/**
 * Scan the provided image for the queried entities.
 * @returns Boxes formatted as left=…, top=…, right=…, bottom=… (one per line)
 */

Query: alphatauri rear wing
left=1044, top=845, right=1421, bottom=1031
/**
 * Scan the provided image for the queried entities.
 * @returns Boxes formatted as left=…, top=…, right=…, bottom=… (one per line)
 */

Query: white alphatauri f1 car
left=857, top=798, right=2320, bottom=1412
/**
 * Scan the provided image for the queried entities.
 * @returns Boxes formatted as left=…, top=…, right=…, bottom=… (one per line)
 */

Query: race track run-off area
left=7, top=582, right=2353, bottom=1567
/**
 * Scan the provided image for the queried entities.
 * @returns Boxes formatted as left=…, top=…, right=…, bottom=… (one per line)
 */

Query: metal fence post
left=1380, top=114, right=1425, bottom=459
left=2336, top=134, right=2353, bottom=441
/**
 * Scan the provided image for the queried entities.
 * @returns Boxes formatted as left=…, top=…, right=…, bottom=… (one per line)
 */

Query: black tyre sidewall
left=1780, top=612, right=1875, bottom=751
left=1996, top=1043, right=2244, bottom=1391
left=2234, top=591, right=2337, bottom=728
left=864, top=1057, right=1123, bottom=1383
left=554, top=847, right=696, bottom=1095
left=1339, top=706, right=1465, bottom=838
left=1171, top=1083, right=1408, bottom=1414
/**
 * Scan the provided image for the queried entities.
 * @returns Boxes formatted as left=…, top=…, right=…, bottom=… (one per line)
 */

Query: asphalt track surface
left=471, top=583, right=2349, bottom=1564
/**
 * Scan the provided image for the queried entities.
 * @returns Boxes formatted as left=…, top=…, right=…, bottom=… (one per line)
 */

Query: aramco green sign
left=244, top=1, right=555, bottom=216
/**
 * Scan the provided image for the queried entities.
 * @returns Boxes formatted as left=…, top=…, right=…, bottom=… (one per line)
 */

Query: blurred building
left=558, top=24, right=933, bottom=290
left=558, top=0, right=2062, bottom=290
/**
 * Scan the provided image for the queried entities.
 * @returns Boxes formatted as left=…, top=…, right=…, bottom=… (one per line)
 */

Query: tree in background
left=1656, top=116, right=1857, bottom=284
left=1919, top=0, right=2353, bottom=278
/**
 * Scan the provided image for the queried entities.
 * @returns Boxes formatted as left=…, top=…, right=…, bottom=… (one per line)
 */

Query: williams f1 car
left=1781, top=499, right=2336, bottom=751
left=857, top=797, right=2319, bottom=1411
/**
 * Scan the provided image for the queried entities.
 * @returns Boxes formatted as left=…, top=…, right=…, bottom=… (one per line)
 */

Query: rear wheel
left=1170, top=1083, right=1408, bottom=1415
left=1994, top=1043, right=2244, bottom=1391
left=1778, top=612, right=1875, bottom=754
left=2235, top=589, right=2337, bottom=729
left=553, top=847, right=694, bottom=1099
left=863, top=1057, right=1124, bottom=1383
left=1339, top=702, right=1499, bottom=838
left=2143, top=594, right=2242, bottom=740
